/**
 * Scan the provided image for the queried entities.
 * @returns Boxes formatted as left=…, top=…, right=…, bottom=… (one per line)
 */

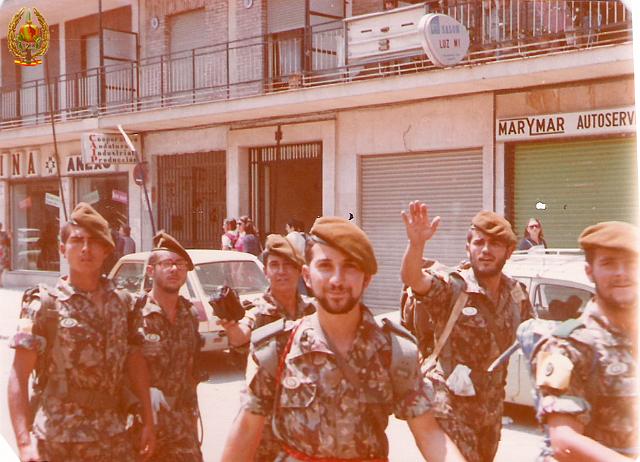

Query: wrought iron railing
left=0, top=0, right=631, bottom=130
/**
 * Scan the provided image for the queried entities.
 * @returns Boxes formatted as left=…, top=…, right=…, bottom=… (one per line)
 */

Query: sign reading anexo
left=81, top=133, right=137, bottom=165
left=497, top=106, right=636, bottom=141
left=418, top=13, right=469, bottom=68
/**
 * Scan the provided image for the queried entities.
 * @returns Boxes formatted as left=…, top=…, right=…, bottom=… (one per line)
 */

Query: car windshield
left=195, top=260, right=268, bottom=296
left=535, top=283, right=593, bottom=321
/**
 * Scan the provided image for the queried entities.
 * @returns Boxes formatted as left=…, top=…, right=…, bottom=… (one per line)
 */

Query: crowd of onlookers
left=221, top=216, right=308, bottom=258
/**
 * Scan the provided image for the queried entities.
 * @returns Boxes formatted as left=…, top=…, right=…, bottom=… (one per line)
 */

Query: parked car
left=502, top=249, right=594, bottom=407
left=108, top=249, right=269, bottom=352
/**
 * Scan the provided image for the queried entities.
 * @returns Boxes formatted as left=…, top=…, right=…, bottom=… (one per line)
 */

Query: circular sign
left=133, top=162, right=148, bottom=186
left=418, top=13, right=470, bottom=68
left=243, top=0, right=253, bottom=8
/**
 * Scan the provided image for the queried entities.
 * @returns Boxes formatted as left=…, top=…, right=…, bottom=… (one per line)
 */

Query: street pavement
left=0, top=287, right=543, bottom=461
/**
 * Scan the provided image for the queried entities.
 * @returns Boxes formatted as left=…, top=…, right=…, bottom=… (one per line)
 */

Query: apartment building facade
left=0, top=0, right=634, bottom=309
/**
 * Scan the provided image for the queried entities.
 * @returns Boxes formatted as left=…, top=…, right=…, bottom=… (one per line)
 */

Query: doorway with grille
left=249, top=142, right=322, bottom=239
left=157, top=151, right=226, bottom=249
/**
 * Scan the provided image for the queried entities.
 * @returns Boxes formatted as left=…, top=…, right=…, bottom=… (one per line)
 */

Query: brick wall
left=141, top=0, right=229, bottom=60
left=352, top=0, right=383, bottom=16
left=64, top=6, right=131, bottom=76
left=229, top=0, right=266, bottom=93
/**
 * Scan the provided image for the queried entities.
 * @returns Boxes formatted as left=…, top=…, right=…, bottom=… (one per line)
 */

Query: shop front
left=1, top=147, right=133, bottom=286
left=499, top=105, right=637, bottom=247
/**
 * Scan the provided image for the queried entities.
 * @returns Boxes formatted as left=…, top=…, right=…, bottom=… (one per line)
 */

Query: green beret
left=309, top=216, right=377, bottom=275
left=579, top=221, right=639, bottom=255
left=265, top=234, right=304, bottom=268
left=152, top=231, right=194, bottom=270
left=471, top=211, right=517, bottom=246
left=68, top=202, right=114, bottom=250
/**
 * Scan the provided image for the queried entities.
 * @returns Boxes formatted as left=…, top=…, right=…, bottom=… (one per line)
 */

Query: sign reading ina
left=81, top=133, right=137, bottom=165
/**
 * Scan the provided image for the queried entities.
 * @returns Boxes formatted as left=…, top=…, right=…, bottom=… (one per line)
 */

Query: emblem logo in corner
left=8, top=8, right=50, bottom=66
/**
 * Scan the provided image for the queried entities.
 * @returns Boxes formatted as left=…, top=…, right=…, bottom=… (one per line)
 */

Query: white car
left=502, top=249, right=594, bottom=406
left=108, top=250, right=269, bottom=352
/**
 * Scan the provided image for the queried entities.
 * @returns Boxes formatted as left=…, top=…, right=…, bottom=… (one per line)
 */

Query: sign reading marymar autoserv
left=81, top=133, right=138, bottom=165
left=418, top=13, right=469, bottom=67
left=497, top=106, right=636, bottom=141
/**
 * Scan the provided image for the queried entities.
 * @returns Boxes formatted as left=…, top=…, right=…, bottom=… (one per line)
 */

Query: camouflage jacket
left=243, top=307, right=433, bottom=459
left=238, top=289, right=316, bottom=332
left=533, top=300, right=638, bottom=457
left=10, top=276, right=141, bottom=442
left=137, top=294, right=202, bottom=442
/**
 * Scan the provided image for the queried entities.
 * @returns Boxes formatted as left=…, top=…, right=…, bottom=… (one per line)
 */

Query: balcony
left=0, top=0, right=631, bottom=131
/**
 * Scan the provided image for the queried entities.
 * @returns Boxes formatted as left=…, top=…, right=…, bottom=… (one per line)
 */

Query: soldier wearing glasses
left=130, top=231, right=204, bottom=462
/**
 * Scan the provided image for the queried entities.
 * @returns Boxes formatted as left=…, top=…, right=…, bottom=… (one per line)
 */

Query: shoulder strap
left=552, top=318, right=584, bottom=338
left=423, top=276, right=469, bottom=369
left=37, top=284, right=59, bottom=350
left=251, top=319, right=290, bottom=377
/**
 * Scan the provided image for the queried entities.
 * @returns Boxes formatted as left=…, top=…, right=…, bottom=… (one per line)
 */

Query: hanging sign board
left=81, top=133, right=138, bottom=165
left=418, top=13, right=469, bottom=67
left=82, top=190, right=100, bottom=205
left=44, top=193, right=61, bottom=209
left=112, top=189, right=128, bottom=204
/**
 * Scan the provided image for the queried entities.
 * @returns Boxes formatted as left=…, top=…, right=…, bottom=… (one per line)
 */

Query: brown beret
left=579, top=221, right=640, bottom=255
left=265, top=234, right=304, bottom=267
left=68, top=202, right=114, bottom=250
left=309, top=216, right=377, bottom=275
left=470, top=211, right=517, bottom=246
left=152, top=231, right=194, bottom=270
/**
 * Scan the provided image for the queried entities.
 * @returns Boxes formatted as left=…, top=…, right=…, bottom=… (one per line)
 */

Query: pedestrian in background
left=7, top=203, right=155, bottom=462
left=235, top=216, right=261, bottom=256
left=530, top=221, right=638, bottom=461
left=0, top=222, right=10, bottom=287
left=285, top=218, right=306, bottom=256
left=222, top=217, right=466, bottom=462
left=400, top=201, right=532, bottom=462
left=221, top=218, right=239, bottom=251
left=518, top=217, right=547, bottom=250
left=117, top=224, right=136, bottom=257
left=129, top=231, right=204, bottom=462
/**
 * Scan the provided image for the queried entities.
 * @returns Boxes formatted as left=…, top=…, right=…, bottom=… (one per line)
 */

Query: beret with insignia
left=152, top=231, right=194, bottom=270
left=264, top=234, right=304, bottom=268
left=310, top=217, right=377, bottom=275
left=579, top=221, right=640, bottom=256
left=471, top=211, right=517, bottom=246
left=68, top=202, right=114, bottom=249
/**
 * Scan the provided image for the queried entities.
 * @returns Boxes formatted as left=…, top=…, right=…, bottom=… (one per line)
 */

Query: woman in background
left=518, top=218, right=547, bottom=250
left=234, top=216, right=262, bottom=256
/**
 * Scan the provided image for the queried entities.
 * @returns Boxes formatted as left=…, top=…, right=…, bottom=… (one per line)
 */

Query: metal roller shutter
left=268, top=0, right=306, bottom=34
left=170, top=9, right=209, bottom=54
left=513, top=137, right=638, bottom=248
left=360, top=150, right=483, bottom=312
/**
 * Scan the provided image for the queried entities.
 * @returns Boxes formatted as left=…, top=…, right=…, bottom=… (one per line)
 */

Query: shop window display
left=11, top=180, right=60, bottom=271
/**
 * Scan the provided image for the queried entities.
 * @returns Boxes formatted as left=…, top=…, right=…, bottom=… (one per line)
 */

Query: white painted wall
left=336, top=93, right=495, bottom=219
left=143, top=126, right=228, bottom=157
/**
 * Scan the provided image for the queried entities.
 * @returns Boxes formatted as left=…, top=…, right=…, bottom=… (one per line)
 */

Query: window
left=195, top=261, right=268, bottom=296
left=533, top=283, right=593, bottom=321
left=111, top=262, right=145, bottom=293
left=75, top=174, right=129, bottom=230
left=11, top=180, right=60, bottom=271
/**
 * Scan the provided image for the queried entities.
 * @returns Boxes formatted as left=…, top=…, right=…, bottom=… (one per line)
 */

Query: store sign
left=418, top=13, right=469, bottom=67
left=112, top=189, right=128, bottom=204
left=64, top=155, right=117, bottom=176
left=11, top=152, right=24, bottom=177
left=496, top=106, right=636, bottom=141
left=0, top=153, right=8, bottom=179
left=25, top=150, right=40, bottom=178
left=45, top=192, right=61, bottom=209
left=41, top=153, right=58, bottom=177
left=82, top=190, right=100, bottom=205
left=81, top=133, right=137, bottom=165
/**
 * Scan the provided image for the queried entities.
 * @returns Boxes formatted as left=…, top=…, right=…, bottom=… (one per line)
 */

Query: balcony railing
left=0, top=0, right=631, bottom=130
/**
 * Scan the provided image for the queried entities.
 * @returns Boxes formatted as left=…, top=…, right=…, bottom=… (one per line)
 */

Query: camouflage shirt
left=243, top=307, right=433, bottom=460
left=414, top=267, right=532, bottom=462
left=533, top=300, right=638, bottom=457
left=10, top=276, right=141, bottom=443
left=137, top=294, right=202, bottom=444
left=238, top=290, right=316, bottom=331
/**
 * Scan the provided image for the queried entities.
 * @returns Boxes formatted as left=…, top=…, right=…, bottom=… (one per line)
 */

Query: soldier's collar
left=55, top=275, right=115, bottom=301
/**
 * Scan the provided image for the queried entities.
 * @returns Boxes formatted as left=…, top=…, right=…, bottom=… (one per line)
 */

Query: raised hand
left=401, top=201, right=441, bottom=246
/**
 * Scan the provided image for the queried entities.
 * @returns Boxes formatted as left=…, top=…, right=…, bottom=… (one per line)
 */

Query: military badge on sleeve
left=536, top=352, right=574, bottom=390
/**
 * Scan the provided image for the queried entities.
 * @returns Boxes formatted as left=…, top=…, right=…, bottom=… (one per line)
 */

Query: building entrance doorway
left=249, top=142, right=322, bottom=238
left=157, top=151, right=226, bottom=249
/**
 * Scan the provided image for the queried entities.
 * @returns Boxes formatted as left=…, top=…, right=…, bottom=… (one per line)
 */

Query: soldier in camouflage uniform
left=130, top=231, right=204, bottom=462
left=221, top=217, right=466, bottom=462
left=531, top=221, right=638, bottom=462
left=400, top=201, right=532, bottom=462
left=7, top=203, right=155, bottom=462
left=220, top=233, right=315, bottom=460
